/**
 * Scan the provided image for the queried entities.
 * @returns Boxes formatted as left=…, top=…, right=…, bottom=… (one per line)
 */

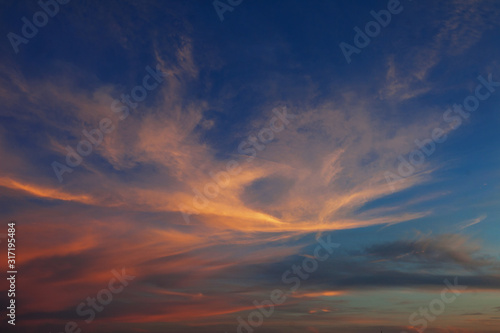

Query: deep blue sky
left=1, top=1, right=500, bottom=332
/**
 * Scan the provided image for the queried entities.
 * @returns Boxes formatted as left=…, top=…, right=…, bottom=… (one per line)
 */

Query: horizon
left=1, top=0, right=500, bottom=332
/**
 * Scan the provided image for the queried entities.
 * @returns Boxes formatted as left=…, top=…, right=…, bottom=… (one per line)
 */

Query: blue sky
left=0, top=0, right=500, bottom=332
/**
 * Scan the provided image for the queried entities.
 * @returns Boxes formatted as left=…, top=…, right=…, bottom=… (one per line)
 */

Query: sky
left=0, top=0, right=500, bottom=332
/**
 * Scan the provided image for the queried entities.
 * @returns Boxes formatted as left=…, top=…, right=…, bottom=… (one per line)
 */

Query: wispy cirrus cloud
left=1, top=1, right=500, bottom=332
left=458, top=214, right=487, bottom=230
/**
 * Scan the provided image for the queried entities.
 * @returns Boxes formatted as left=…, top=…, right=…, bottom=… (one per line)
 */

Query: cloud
left=1, top=1, right=499, bottom=332
left=459, top=214, right=487, bottom=230
left=379, top=0, right=500, bottom=102
left=365, top=234, right=493, bottom=269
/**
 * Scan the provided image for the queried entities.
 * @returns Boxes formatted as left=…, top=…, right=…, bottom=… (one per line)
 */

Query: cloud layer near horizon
left=1, top=0, right=500, bottom=332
